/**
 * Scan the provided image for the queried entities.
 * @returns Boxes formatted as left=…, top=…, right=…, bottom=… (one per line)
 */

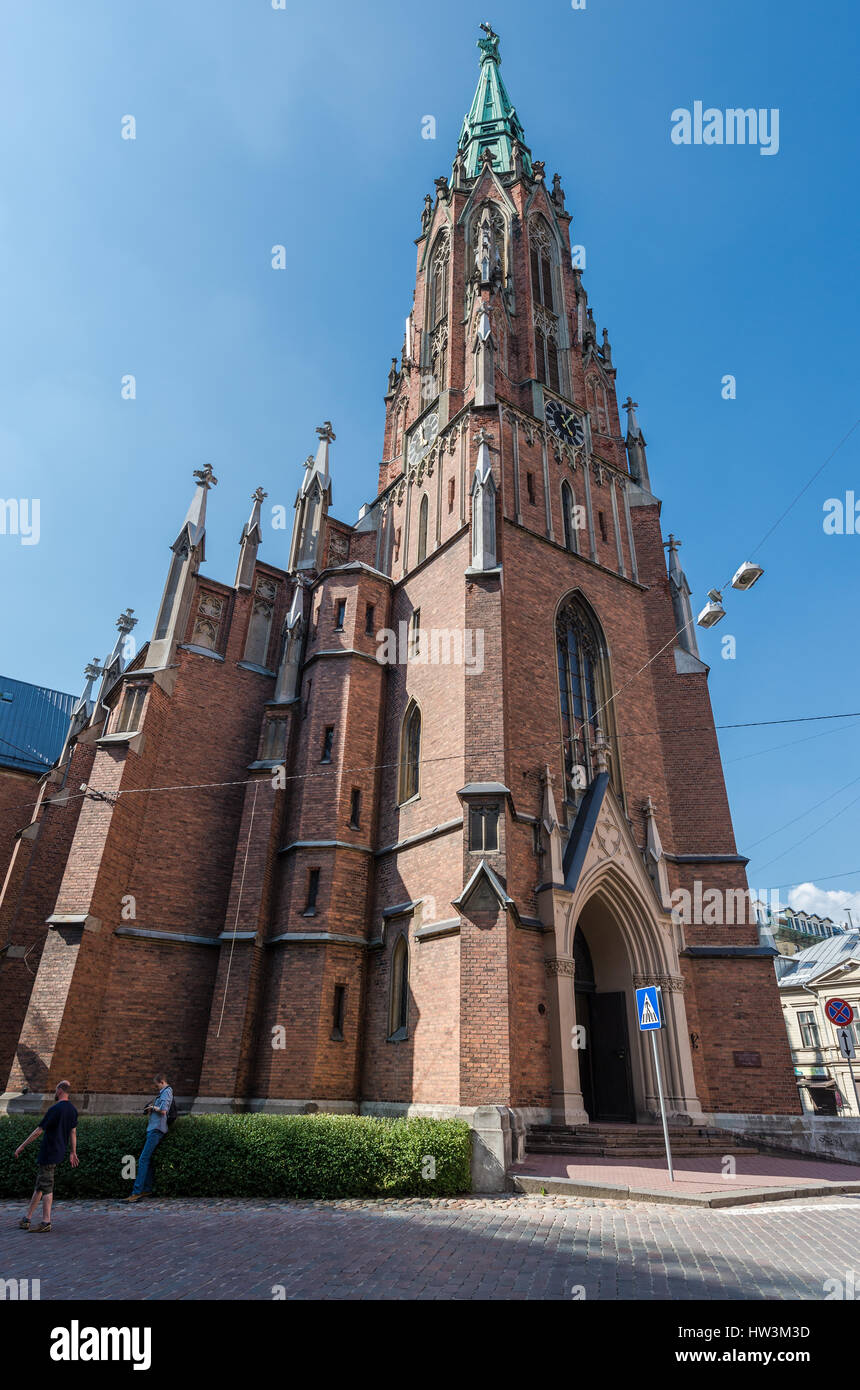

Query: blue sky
left=1, top=0, right=858, bottom=914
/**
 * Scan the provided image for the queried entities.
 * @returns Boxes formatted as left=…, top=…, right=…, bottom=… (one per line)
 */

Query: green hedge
left=0, top=1113, right=471, bottom=1200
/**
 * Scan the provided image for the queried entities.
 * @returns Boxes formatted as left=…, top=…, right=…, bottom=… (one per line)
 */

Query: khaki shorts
left=35, top=1164, right=56, bottom=1193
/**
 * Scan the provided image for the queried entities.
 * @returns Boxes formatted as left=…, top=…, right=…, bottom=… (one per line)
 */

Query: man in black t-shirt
left=14, top=1081, right=79, bottom=1232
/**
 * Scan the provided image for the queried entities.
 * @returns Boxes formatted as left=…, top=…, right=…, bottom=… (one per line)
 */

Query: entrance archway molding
left=537, top=775, right=704, bottom=1126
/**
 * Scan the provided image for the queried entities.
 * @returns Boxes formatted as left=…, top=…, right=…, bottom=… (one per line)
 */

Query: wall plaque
left=733, top=1050, right=762, bottom=1068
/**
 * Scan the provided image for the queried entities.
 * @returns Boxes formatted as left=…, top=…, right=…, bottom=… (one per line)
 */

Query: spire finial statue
left=478, top=21, right=500, bottom=62
left=592, top=727, right=609, bottom=775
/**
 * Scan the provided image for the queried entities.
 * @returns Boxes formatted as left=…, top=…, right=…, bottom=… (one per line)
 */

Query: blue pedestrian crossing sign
left=636, top=985, right=663, bottom=1031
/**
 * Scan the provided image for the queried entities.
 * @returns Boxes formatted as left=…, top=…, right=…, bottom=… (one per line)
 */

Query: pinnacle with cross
left=115, top=608, right=137, bottom=635
left=316, top=421, right=336, bottom=443
left=193, top=463, right=218, bottom=489
left=252, top=486, right=268, bottom=504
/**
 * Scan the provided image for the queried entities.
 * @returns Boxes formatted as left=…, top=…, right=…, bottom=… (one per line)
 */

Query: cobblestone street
left=2, top=1194, right=858, bottom=1301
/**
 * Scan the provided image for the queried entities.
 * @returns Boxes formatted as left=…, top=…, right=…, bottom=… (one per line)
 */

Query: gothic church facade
left=0, top=27, right=799, bottom=1175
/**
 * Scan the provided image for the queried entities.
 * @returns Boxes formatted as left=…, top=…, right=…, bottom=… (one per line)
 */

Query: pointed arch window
left=429, top=233, right=449, bottom=328
left=534, top=323, right=560, bottom=393
left=561, top=481, right=579, bottom=554
left=399, top=700, right=421, bottom=803
left=556, top=595, right=621, bottom=800
left=425, top=232, right=450, bottom=399
left=388, top=934, right=410, bottom=1039
left=587, top=374, right=609, bottom=435
left=417, top=494, right=429, bottom=564
left=530, top=218, right=564, bottom=392
left=529, top=220, right=555, bottom=312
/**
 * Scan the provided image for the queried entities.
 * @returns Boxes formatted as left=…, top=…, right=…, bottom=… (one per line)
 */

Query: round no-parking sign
left=825, top=997, right=853, bottom=1026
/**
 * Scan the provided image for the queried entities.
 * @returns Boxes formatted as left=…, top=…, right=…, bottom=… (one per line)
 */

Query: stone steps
left=525, top=1123, right=759, bottom=1159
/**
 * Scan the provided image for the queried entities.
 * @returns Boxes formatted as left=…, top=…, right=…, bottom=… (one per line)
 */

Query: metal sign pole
left=838, top=1028, right=860, bottom=1118
left=650, top=1025, right=674, bottom=1182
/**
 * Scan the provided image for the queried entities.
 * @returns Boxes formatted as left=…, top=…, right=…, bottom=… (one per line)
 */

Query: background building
left=0, top=675, right=75, bottom=890
left=777, top=932, right=860, bottom=1116
left=755, top=899, right=848, bottom=958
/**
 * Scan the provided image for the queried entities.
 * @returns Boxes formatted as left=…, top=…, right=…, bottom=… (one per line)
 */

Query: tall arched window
left=399, top=700, right=421, bottom=803
left=392, top=402, right=406, bottom=461
left=586, top=374, right=609, bottom=435
left=530, top=218, right=563, bottom=393
left=388, top=934, right=409, bottom=1039
left=561, top=481, right=579, bottom=554
left=427, top=232, right=450, bottom=398
left=534, top=320, right=560, bottom=393
left=556, top=594, right=621, bottom=800
left=429, top=233, right=449, bottom=328
left=417, top=494, right=429, bottom=564
left=529, top=219, right=555, bottom=311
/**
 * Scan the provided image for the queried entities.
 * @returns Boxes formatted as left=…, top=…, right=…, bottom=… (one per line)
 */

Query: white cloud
left=787, top=882, right=860, bottom=927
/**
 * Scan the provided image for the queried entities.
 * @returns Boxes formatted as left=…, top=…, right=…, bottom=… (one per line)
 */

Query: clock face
left=407, top=411, right=439, bottom=467
left=545, top=399, right=584, bottom=447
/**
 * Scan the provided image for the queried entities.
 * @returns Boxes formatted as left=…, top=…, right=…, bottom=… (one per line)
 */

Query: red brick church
left=0, top=24, right=798, bottom=1180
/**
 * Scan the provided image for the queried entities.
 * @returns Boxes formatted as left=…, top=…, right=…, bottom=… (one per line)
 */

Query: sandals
left=29, top=1222, right=51, bottom=1233
left=18, top=1217, right=30, bottom=1230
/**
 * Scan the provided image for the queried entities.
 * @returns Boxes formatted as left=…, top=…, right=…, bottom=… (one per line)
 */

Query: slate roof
left=0, top=675, right=76, bottom=775
left=777, top=929, right=860, bottom=987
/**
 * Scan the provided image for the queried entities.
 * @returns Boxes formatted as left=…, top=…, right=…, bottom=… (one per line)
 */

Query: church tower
left=357, top=22, right=797, bottom=1161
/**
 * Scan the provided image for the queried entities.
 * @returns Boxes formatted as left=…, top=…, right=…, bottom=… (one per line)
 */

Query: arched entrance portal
left=543, top=870, right=704, bottom=1128
left=573, top=920, right=636, bottom=1122
left=539, top=779, right=703, bottom=1129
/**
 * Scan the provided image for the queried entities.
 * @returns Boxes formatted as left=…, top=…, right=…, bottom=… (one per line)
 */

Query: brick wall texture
left=0, top=140, right=799, bottom=1121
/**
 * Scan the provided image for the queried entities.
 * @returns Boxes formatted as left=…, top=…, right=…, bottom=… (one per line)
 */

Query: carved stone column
left=544, top=955, right=589, bottom=1126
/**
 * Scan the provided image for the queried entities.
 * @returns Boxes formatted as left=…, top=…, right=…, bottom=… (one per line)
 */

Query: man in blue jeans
left=125, top=1072, right=173, bottom=1202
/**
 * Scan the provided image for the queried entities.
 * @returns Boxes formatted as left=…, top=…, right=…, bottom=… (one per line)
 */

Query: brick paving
left=513, top=1151, right=860, bottom=1193
left=1, top=1194, right=859, bottom=1300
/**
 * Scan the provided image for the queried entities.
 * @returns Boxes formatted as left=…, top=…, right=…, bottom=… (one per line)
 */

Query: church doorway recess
left=574, top=924, right=635, bottom=1122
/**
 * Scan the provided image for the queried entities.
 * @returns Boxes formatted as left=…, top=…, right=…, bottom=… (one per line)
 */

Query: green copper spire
left=456, top=22, right=532, bottom=179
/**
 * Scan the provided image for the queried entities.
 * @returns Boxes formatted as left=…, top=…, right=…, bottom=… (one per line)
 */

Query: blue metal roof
left=0, top=675, right=76, bottom=775
left=777, top=930, right=860, bottom=987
